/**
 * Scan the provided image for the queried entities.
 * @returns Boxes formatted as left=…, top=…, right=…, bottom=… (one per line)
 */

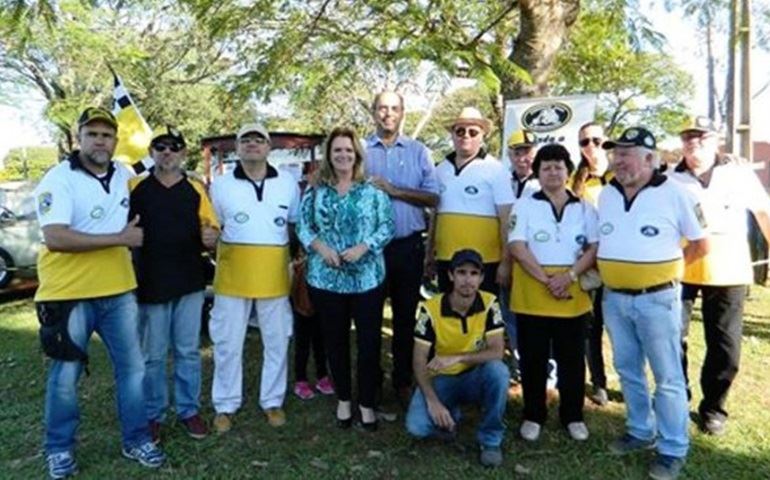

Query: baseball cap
left=237, top=123, right=271, bottom=142
left=602, top=127, right=656, bottom=150
left=679, top=115, right=718, bottom=135
left=507, top=129, right=536, bottom=148
left=77, top=107, right=117, bottom=130
left=151, top=125, right=186, bottom=149
left=450, top=249, right=484, bottom=270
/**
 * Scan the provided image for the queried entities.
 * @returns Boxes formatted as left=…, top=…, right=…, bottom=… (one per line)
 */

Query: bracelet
left=567, top=269, right=578, bottom=282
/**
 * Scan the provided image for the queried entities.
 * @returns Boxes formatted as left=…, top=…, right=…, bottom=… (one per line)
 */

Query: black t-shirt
left=129, top=173, right=208, bottom=303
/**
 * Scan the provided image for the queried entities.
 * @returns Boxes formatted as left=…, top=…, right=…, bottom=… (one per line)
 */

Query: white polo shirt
left=34, top=155, right=136, bottom=301
left=210, top=163, right=300, bottom=298
left=435, top=150, right=514, bottom=262
left=508, top=191, right=598, bottom=317
left=597, top=173, right=706, bottom=289
left=668, top=158, right=770, bottom=286
left=512, top=172, right=539, bottom=202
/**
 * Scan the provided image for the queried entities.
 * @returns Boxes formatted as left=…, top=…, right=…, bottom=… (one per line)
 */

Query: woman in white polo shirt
left=508, top=144, right=599, bottom=443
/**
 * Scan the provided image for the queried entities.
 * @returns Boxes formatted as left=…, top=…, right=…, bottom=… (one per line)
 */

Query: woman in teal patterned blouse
left=298, top=126, right=395, bottom=431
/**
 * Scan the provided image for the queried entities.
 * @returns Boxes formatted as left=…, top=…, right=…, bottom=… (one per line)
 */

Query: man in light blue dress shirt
left=365, top=91, right=440, bottom=407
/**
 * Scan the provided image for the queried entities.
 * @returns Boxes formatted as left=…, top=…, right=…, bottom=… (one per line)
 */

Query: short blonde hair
left=316, top=127, right=366, bottom=185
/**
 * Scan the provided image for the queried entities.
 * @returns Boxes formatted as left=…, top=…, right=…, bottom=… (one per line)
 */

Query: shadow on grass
left=1, top=299, right=769, bottom=479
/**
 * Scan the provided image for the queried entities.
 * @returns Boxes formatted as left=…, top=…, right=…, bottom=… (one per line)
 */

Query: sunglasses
left=454, top=127, right=481, bottom=138
left=239, top=136, right=269, bottom=145
left=152, top=143, right=183, bottom=153
left=579, top=137, right=603, bottom=147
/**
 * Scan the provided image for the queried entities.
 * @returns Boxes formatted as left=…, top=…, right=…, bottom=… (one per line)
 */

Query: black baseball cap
left=603, top=127, right=656, bottom=150
left=77, top=107, right=118, bottom=130
left=450, top=249, right=484, bottom=270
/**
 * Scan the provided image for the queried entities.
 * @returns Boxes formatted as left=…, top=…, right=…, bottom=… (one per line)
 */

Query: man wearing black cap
left=129, top=126, right=220, bottom=444
left=406, top=249, right=509, bottom=468
left=668, top=116, right=770, bottom=435
left=33, top=107, right=166, bottom=478
left=597, top=127, right=709, bottom=480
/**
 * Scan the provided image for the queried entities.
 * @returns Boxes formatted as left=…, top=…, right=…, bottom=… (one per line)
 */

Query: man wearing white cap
left=668, top=115, right=770, bottom=435
left=208, top=123, right=301, bottom=432
left=426, top=107, right=514, bottom=295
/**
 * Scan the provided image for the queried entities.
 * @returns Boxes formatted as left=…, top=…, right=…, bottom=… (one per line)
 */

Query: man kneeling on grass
left=405, top=249, right=509, bottom=467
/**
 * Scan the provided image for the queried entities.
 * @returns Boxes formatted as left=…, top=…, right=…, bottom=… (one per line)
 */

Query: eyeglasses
left=152, top=143, right=183, bottom=153
left=579, top=137, right=603, bottom=147
left=239, top=136, right=269, bottom=145
left=454, top=127, right=481, bottom=138
left=680, top=131, right=711, bottom=142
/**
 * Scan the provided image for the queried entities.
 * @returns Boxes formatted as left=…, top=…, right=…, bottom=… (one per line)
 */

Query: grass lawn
left=2, top=287, right=769, bottom=479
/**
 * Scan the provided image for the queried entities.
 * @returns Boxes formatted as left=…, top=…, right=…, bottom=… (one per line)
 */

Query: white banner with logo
left=502, top=94, right=598, bottom=167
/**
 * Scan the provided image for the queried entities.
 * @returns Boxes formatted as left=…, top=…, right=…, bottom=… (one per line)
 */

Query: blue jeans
left=44, top=292, right=150, bottom=454
left=603, top=286, right=689, bottom=458
left=499, top=285, right=519, bottom=376
left=139, top=290, right=204, bottom=421
left=405, top=360, right=509, bottom=447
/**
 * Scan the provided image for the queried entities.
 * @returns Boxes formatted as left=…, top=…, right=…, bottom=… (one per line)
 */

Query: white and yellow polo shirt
left=210, top=163, right=300, bottom=298
left=597, top=173, right=706, bottom=289
left=668, top=158, right=770, bottom=286
left=34, top=155, right=136, bottom=301
left=508, top=191, right=598, bottom=317
left=435, top=150, right=514, bottom=263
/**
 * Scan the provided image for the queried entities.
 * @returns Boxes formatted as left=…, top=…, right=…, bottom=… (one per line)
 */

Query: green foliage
left=0, top=0, right=253, bottom=161
left=0, top=145, right=58, bottom=181
left=553, top=8, right=694, bottom=137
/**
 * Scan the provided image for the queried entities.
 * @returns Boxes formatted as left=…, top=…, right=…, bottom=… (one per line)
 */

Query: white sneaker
left=520, top=420, right=541, bottom=441
left=567, top=421, right=589, bottom=441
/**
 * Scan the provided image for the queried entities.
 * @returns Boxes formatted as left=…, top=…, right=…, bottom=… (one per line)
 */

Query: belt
left=609, top=280, right=678, bottom=296
left=390, top=231, right=424, bottom=243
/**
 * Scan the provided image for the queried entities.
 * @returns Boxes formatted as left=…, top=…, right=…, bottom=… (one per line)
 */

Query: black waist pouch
left=36, top=301, right=89, bottom=366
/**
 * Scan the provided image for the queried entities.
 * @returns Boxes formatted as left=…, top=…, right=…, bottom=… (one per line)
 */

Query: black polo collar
left=610, top=171, right=667, bottom=212
left=674, top=155, right=727, bottom=188
left=532, top=189, right=581, bottom=222
left=446, top=148, right=488, bottom=176
left=234, top=162, right=279, bottom=202
left=68, top=151, right=116, bottom=194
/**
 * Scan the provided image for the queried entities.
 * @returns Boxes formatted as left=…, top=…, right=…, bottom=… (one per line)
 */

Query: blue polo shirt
left=365, top=134, right=439, bottom=239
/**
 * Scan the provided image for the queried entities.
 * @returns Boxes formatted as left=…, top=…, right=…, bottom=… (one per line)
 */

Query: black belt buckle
left=612, top=281, right=676, bottom=296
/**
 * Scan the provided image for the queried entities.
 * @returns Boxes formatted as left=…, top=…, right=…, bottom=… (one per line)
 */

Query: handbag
left=290, top=257, right=315, bottom=316
left=578, top=200, right=603, bottom=292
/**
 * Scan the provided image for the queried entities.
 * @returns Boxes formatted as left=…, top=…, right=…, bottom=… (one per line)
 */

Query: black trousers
left=681, top=283, right=746, bottom=420
left=517, top=313, right=586, bottom=426
left=384, top=232, right=425, bottom=389
left=585, top=287, right=607, bottom=389
left=309, top=285, right=385, bottom=408
left=293, top=311, right=328, bottom=382
left=437, top=261, right=498, bottom=295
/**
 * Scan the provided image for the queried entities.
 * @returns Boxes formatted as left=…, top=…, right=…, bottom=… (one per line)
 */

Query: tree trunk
left=706, top=17, right=717, bottom=120
left=503, top=0, right=580, bottom=100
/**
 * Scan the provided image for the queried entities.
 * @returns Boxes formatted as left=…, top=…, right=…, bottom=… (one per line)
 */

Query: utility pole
left=726, top=0, right=752, bottom=160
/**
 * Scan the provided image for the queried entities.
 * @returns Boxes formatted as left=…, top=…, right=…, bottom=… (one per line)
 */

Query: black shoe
left=336, top=412, right=352, bottom=429
left=356, top=419, right=379, bottom=432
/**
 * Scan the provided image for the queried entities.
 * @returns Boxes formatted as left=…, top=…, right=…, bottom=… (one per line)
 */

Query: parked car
left=0, top=204, right=40, bottom=288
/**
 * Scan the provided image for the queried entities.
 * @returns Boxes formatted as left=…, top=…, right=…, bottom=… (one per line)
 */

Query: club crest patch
left=415, top=308, right=430, bottom=335
left=234, top=212, right=250, bottom=224
left=38, top=192, right=53, bottom=215
left=90, top=206, right=105, bottom=219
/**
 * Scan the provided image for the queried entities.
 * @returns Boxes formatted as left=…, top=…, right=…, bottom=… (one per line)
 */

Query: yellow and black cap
left=151, top=125, right=186, bottom=149
left=507, top=129, right=537, bottom=148
left=77, top=107, right=117, bottom=130
left=603, top=127, right=656, bottom=150
left=679, top=116, right=718, bottom=135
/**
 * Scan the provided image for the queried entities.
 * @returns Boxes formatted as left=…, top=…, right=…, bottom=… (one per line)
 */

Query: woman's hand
left=340, top=243, right=369, bottom=263
left=313, top=240, right=341, bottom=267
left=546, top=272, right=573, bottom=300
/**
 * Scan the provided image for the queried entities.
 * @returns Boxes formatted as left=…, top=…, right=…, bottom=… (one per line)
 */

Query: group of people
left=32, top=92, right=768, bottom=480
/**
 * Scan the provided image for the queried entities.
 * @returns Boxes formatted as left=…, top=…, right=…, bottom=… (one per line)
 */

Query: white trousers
left=209, top=294, right=292, bottom=413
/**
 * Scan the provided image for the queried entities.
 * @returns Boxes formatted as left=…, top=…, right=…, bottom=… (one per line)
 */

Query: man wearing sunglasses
left=34, top=107, right=166, bottom=478
left=129, top=126, right=220, bottom=444
left=668, top=116, right=770, bottom=436
left=427, top=107, right=514, bottom=296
